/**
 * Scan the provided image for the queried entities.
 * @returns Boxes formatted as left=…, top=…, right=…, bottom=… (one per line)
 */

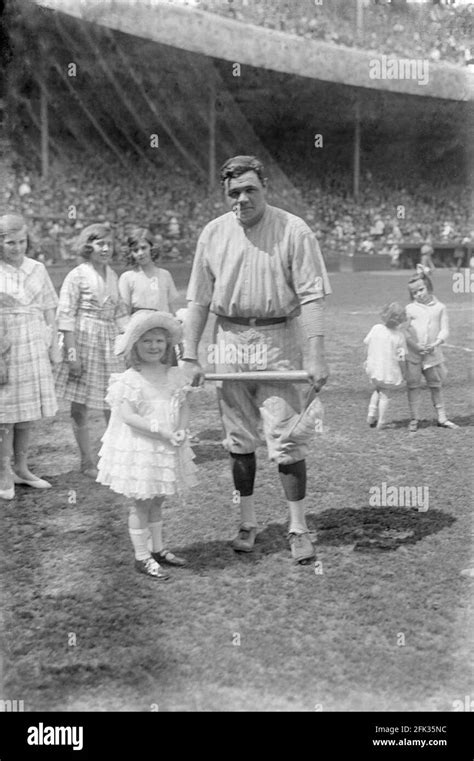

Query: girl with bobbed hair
left=54, top=222, right=129, bottom=477
left=0, top=213, right=60, bottom=499
left=363, top=301, right=408, bottom=430
left=118, top=227, right=179, bottom=316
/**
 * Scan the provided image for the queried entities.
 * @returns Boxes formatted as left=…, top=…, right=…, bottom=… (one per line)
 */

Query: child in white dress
left=364, top=302, right=407, bottom=430
left=97, top=310, right=197, bottom=580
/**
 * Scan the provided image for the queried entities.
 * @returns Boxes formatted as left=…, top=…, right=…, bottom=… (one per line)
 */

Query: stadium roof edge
left=33, top=0, right=472, bottom=102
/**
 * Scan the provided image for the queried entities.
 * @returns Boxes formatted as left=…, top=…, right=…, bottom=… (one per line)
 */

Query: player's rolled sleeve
left=186, top=234, right=214, bottom=307
left=291, top=231, right=332, bottom=305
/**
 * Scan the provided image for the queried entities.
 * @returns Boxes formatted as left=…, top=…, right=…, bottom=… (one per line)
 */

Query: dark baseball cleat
left=288, top=532, right=316, bottom=564
left=152, top=549, right=186, bottom=567
left=231, top=524, right=257, bottom=552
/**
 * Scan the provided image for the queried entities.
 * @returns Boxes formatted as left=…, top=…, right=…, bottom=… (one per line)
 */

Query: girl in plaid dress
left=55, top=223, right=129, bottom=477
left=0, top=214, right=60, bottom=500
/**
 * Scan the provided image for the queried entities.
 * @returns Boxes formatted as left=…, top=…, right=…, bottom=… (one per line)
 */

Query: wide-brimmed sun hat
left=115, top=310, right=183, bottom=356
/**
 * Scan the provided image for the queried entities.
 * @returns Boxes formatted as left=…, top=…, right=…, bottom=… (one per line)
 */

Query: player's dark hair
left=220, top=155, right=266, bottom=186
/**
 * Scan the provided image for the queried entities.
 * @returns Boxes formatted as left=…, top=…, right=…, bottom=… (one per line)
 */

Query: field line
left=346, top=305, right=473, bottom=315
left=444, top=344, right=474, bottom=353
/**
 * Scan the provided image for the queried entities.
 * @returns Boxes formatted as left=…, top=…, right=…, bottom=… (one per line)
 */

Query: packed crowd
left=3, top=152, right=471, bottom=267
left=198, top=0, right=473, bottom=67
left=3, top=157, right=227, bottom=264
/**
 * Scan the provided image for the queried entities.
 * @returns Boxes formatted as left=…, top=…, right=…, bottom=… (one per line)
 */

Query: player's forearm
left=182, top=302, right=209, bottom=361
left=306, top=335, right=326, bottom=364
left=300, top=299, right=324, bottom=338
left=300, top=300, right=325, bottom=362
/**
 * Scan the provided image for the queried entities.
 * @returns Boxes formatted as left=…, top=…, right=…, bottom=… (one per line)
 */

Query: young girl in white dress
left=97, top=310, right=198, bottom=580
left=364, top=302, right=407, bottom=430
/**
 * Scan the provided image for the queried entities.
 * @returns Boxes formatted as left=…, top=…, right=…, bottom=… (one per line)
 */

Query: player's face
left=136, top=328, right=168, bottom=363
left=409, top=279, right=430, bottom=303
left=225, top=170, right=267, bottom=228
left=1, top=228, right=28, bottom=266
left=89, top=237, right=113, bottom=267
left=131, top=239, right=152, bottom=267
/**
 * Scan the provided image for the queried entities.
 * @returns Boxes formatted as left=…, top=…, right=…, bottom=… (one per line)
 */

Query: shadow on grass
left=192, top=445, right=229, bottom=465
left=307, top=507, right=456, bottom=553
left=180, top=506, right=456, bottom=569
left=363, top=415, right=471, bottom=432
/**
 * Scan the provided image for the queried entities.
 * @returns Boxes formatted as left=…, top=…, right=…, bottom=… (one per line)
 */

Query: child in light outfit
left=364, top=302, right=407, bottom=430
left=404, top=273, right=458, bottom=432
left=97, top=310, right=198, bottom=580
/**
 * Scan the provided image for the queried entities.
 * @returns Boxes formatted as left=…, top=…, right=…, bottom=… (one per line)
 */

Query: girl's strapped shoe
left=81, top=463, right=98, bottom=479
left=152, top=549, right=186, bottom=567
left=135, top=558, right=170, bottom=580
left=408, top=420, right=418, bottom=433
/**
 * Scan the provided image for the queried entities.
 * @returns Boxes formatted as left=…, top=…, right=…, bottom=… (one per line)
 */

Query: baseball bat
left=204, top=371, right=310, bottom=382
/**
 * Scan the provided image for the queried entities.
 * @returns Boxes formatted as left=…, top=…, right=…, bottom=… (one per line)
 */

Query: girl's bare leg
left=0, top=424, right=14, bottom=492
left=71, top=402, right=96, bottom=476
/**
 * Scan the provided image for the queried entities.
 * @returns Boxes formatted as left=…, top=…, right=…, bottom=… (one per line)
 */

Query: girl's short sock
left=129, top=528, right=151, bottom=561
left=368, top=390, right=379, bottom=424
left=149, top=521, right=164, bottom=552
left=376, top=391, right=389, bottom=428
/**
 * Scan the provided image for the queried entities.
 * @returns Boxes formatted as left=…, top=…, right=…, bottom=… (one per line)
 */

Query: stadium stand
left=1, top=0, right=472, bottom=270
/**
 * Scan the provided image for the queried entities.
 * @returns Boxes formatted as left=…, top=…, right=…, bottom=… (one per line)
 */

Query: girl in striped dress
left=0, top=214, right=60, bottom=500
left=54, top=223, right=129, bottom=477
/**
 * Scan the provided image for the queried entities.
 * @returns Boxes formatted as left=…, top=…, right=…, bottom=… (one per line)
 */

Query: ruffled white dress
left=363, top=324, right=407, bottom=389
left=97, top=367, right=197, bottom=500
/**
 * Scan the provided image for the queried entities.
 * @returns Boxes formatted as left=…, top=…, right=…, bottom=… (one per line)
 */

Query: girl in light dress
left=0, top=214, right=60, bottom=500
left=118, top=227, right=179, bottom=315
left=404, top=272, right=458, bottom=432
left=364, top=302, right=407, bottom=430
left=97, top=310, right=198, bottom=580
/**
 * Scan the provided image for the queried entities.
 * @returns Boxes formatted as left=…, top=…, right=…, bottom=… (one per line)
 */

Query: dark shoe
left=367, top=415, right=377, bottom=428
left=288, top=532, right=315, bottom=564
left=152, top=549, right=186, bottom=567
left=81, top=462, right=98, bottom=479
left=135, top=558, right=170, bottom=580
left=437, top=420, right=459, bottom=429
left=231, top=524, right=257, bottom=552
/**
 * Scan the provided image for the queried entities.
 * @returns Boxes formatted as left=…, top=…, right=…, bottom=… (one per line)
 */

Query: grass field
left=1, top=270, right=472, bottom=712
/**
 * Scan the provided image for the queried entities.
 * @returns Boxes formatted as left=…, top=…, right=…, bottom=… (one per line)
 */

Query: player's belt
left=216, top=315, right=287, bottom=326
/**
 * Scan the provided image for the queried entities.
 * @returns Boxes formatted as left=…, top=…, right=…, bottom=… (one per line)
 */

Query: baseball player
left=182, top=155, right=331, bottom=564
